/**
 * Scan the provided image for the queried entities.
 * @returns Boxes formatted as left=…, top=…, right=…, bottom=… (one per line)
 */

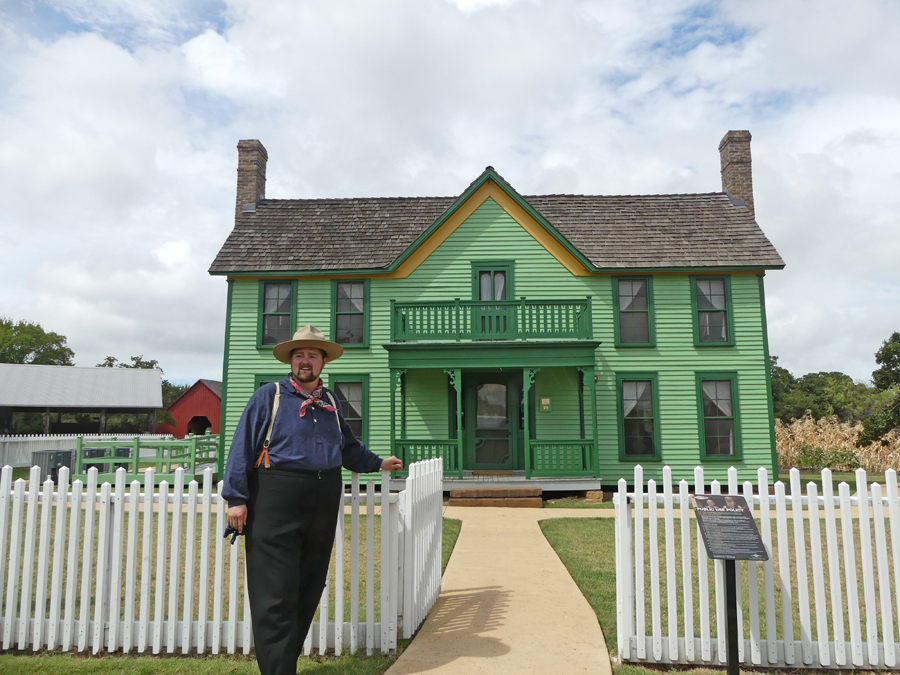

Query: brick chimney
left=718, top=130, right=754, bottom=218
left=235, top=139, right=268, bottom=221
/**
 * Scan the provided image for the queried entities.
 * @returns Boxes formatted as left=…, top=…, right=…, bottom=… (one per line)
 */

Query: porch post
left=390, top=369, right=400, bottom=464
left=444, top=369, right=463, bottom=478
left=400, top=371, right=407, bottom=441
left=523, top=369, right=539, bottom=480
left=579, top=365, right=599, bottom=478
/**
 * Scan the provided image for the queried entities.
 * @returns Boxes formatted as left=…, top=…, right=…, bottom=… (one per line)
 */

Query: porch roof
left=383, top=339, right=601, bottom=369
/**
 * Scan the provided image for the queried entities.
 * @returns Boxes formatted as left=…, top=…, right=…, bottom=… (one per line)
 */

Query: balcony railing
left=391, top=297, right=592, bottom=342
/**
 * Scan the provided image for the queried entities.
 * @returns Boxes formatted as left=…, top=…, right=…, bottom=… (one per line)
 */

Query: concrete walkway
left=386, top=507, right=616, bottom=675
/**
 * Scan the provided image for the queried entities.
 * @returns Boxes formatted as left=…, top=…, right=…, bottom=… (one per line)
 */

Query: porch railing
left=391, top=297, right=593, bottom=342
left=394, top=438, right=594, bottom=478
left=530, top=440, right=594, bottom=476
left=394, top=440, right=460, bottom=476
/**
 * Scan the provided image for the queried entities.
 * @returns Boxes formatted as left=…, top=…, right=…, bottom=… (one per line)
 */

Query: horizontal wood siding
left=404, top=370, right=449, bottom=438
left=221, top=199, right=774, bottom=484
left=596, top=273, right=772, bottom=485
left=534, top=368, right=582, bottom=439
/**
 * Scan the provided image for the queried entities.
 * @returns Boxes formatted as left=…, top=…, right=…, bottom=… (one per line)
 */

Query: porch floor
left=396, top=470, right=603, bottom=493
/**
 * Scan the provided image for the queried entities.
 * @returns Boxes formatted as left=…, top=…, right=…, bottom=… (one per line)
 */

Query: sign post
left=692, top=494, right=769, bottom=675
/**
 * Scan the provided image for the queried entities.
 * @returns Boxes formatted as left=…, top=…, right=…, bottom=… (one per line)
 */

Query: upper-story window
left=614, top=277, right=655, bottom=346
left=472, top=262, right=514, bottom=338
left=691, top=275, right=734, bottom=345
left=332, top=280, right=369, bottom=347
left=260, top=281, right=295, bottom=346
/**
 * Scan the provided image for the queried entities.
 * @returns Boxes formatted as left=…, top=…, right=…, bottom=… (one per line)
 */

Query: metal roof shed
left=0, top=363, right=164, bottom=434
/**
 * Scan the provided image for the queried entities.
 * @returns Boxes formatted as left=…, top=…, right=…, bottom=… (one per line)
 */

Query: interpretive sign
left=691, top=494, right=769, bottom=561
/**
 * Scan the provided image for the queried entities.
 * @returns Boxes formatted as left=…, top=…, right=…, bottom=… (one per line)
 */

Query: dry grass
left=776, top=413, right=900, bottom=473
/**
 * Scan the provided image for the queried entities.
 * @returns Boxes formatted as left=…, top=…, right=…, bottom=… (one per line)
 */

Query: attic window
left=332, top=280, right=369, bottom=347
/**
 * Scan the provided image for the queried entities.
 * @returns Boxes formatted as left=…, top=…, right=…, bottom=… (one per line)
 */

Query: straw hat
left=272, top=324, right=344, bottom=364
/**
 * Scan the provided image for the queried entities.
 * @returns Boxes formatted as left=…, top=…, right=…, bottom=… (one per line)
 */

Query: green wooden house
left=209, top=131, right=784, bottom=488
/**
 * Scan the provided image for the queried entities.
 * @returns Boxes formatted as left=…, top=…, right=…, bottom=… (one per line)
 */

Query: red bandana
left=291, top=378, right=337, bottom=417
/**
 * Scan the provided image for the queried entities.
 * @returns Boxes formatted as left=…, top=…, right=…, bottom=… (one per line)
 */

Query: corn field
left=776, top=414, right=900, bottom=473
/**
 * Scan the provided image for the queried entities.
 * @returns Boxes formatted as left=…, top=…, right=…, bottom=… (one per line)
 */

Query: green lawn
left=541, top=513, right=889, bottom=675
left=544, top=496, right=614, bottom=509
left=0, top=517, right=462, bottom=674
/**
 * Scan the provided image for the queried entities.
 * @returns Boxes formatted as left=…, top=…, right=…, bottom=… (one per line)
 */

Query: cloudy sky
left=1, top=0, right=898, bottom=385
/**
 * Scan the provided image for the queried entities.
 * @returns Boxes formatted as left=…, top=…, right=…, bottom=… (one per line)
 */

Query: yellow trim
left=226, top=180, right=592, bottom=281
left=393, top=181, right=592, bottom=278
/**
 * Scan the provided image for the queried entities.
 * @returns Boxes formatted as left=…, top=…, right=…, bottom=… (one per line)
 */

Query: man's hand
left=381, top=456, right=403, bottom=471
left=227, top=504, right=247, bottom=533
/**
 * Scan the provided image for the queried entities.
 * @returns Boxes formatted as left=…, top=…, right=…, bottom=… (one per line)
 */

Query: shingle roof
left=209, top=188, right=784, bottom=274
left=199, top=379, right=223, bottom=399
left=0, top=364, right=163, bottom=409
left=527, top=193, right=784, bottom=269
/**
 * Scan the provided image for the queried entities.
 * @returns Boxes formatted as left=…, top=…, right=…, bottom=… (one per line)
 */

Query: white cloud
left=1, top=0, right=899, bottom=385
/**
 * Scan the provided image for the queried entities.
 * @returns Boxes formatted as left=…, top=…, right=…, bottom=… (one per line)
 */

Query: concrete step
left=449, top=497, right=544, bottom=508
left=448, top=486, right=543, bottom=507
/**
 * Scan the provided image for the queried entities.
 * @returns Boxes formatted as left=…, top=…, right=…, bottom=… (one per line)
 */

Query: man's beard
left=292, top=366, right=318, bottom=384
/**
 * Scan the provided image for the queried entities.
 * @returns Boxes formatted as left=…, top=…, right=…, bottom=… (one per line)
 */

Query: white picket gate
left=0, top=457, right=443, bottom=656
left=615, top=464, right=900, bottom=670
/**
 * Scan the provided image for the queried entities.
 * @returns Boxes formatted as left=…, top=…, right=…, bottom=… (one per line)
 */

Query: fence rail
left=0, top=435, right=174, bottom=469
left=615, top=464, right=900, bottom=670
left=0, top=458, right=443, bottom=656
left=391, top=297, right=593, bottom=342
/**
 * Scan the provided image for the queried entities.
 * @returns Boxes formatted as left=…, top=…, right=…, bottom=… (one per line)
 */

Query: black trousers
left=245, top=467, right=343, bottom=675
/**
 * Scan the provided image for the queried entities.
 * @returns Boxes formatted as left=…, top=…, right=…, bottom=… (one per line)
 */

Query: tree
left=162, top=380, right=190, bottom=407
left=770, top=356, right=887, bottom=424
left=96, top=354, right=160, bottom=370
left=872, top=332, right=900, bottom=391
left=859, top=331, right=900, bottom=446
left=0, top=317, right=74, bottom=365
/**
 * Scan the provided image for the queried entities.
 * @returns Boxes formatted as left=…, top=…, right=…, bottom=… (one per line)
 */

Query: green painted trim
left=690, top=274, right=736, bottom=347
left=385, top=340, right=601, bottom=369
left=388, top=168, right=596, bottom=275
left=615, top=371, right=662, bottom=462
left=612, top=275, right=656, bottom=347
left=257, top=280, right=297, bottom=349
left=695, top=371, right=743, bottom=462
left=330, top=279, right=370, bottom=349
left=759, top=274, right=779, bottom=479
left=471, top=260, right=515, bottom=300
left=209, top=264, right=784, bottom=278
left=327, top=373, right=370, bottom=445
left=218, top=279, right=234, bottom=475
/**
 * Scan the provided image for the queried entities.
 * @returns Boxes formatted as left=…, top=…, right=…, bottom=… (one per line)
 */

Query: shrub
left=776, top=412, right=900, bottom=473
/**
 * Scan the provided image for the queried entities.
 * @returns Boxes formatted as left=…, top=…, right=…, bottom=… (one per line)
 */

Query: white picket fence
left=615, top=464, right=900, bottom=670
left=0, top=434, right=174, bottom=469
left=0, top=457, right=443, bottom=655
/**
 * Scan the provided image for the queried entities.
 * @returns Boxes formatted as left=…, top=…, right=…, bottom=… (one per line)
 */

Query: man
left=223, top=324, right=402, bottom=675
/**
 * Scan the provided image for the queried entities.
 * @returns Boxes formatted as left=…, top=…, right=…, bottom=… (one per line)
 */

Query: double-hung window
left=614, top=277, right=654, bottom=346
left=259, top=281, right=295, bottom=346
left=696, top=373, right=741, bottom=459
left=330, top=375, right=369, bottom=443
left=332, top=280, right=369, bottom=347
left=472, top=262, right=514, bottom=338
left=616, top=373, right=660, bottom=460
left=691, top=275, right=734, bottom=345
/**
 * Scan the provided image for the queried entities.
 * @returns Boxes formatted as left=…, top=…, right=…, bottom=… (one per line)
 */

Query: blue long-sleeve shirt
left=222, top=376, right=383, bottom=506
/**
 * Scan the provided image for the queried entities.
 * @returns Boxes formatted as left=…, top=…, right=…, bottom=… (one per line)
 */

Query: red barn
left=157, top=379, right=222, bottom=438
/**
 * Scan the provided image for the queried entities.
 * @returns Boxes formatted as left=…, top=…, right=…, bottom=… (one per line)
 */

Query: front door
left=463, top=372, right=522, bottom=470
